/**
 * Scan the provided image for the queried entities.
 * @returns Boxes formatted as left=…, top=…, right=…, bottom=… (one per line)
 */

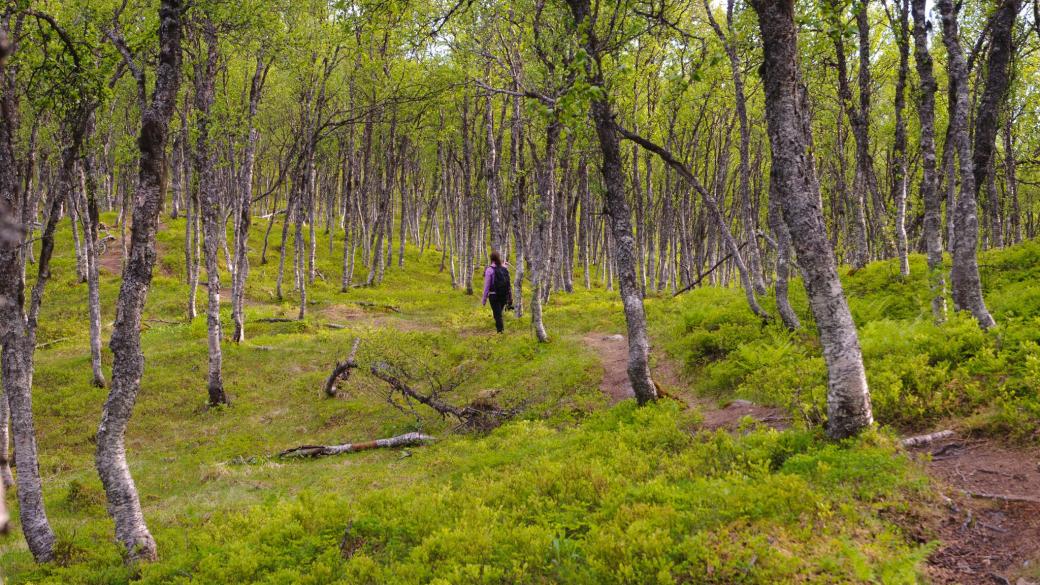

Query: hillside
left=2, top=217, right=1038, bottom=583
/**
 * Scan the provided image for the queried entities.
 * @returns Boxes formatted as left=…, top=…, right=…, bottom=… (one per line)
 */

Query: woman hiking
left=481, top=251, right=512, bottom=333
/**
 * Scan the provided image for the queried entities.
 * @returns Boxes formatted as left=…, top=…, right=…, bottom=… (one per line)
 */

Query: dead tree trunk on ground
left=279, top=432, right=435, bottom=459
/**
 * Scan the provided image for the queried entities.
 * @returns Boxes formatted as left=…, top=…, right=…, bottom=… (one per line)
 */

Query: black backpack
left=492, top=265, right=511, bottom=297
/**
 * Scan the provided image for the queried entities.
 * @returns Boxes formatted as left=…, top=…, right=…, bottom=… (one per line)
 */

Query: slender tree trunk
left=70, top=193, right=87, bottom=282
left=81, top=154, right=107, bottom=387
left=233, top=54, right=268, bottom=342
left=341, top=138, right=356, bottom=292
left=461, top=100, right=475, bottom=295
left=751, top=0, right=873, bottom=439
left=828, top=0, right=871, bottom=268
left=193, top=18, right=227, bottom=406
left=96, top=0, right=183, bottom=561
left=1003, top=117, right=1021, bottom=244
left=938, top=0, right=997, bottom=329
left=579, top=157, right=592, bottom=290
left=910, top=0, right=946, bottom=320
left=767, top=177, right=801, bottom=330
left=275, top=187, right=295, bottom=299
left=529, top=122, right=559, bottom=343
left=485, top=91, right=505, bottom=255
left=890, top=0, right=911, bottom=277
left=510, top=92, right=526, bottom=317
left=971, top=0, right=1020, bottom=252
left=259, top=186, right=280, bottom=264
left=565, top=0, right=657, bottom=403
left=0, top=392, right=10, bottom=489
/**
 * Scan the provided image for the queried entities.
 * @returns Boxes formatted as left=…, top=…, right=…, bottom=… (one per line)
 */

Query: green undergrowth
left=655, top=242, right=1040, bottom=439
left=17, top=405, right=931, bottom=585
left=2, top=215, right=1006, bottom=582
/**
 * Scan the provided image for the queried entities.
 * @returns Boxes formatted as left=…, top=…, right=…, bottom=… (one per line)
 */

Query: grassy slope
left=14, top=215, right=1032, bottom=582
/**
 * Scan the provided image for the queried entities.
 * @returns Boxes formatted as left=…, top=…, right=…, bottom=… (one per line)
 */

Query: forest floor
left=909, top=435, right=1040, bottom=584
left=5, top=216, right=1040, bottom=583
left=588, top=329, right=1040, bottom=584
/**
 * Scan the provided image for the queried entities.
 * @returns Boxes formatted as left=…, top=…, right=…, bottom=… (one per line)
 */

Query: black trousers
left=489, top=294, right=507, bottom=333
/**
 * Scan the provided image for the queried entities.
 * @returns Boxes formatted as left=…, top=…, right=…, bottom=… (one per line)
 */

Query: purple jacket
left=481, top=263, right=508, bottom=305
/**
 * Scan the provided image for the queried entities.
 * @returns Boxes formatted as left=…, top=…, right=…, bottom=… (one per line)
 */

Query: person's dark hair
left=489, top=251, right=502, bottom=266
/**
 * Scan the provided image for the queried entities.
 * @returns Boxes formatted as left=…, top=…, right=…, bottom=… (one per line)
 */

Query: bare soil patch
left=319, top=303, right=436, bottom=333
left=698, top=399, right=789, bottom=432
left=908, top=435, right=1040, bottom=584
left=97, top=233, right=123, bottom=274
left=584, top=333, right=788, bottom=432
left=96, top=223, right=173, bottom=276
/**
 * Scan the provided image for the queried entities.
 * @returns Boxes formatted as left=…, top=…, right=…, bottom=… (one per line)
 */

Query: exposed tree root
left=964, top=490, right=1040, bottom=505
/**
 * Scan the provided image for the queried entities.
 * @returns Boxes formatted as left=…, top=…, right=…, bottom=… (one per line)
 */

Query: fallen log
left=324, top=338, right=361, bottom=398
left=256, top=317, right=297, bottom=323
left=35, top=336, right=73, bottom=349
left=278, top=432, right=435, bottom=459
left=900, top=429, right=955, bottom=448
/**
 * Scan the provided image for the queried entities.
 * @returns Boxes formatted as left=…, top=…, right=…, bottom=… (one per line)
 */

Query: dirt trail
left=319, top=303, right=439, bottom=333
left=583, top=333, right=787, bottom=432
left=905, top=435, right=1040, bottom=584
left=97, top=233, right=123, bottom=274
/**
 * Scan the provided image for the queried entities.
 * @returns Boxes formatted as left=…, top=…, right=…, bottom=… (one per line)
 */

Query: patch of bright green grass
left=1, top=216, right=941, bottom=582
left=655, top=242, right=1040, bottom=438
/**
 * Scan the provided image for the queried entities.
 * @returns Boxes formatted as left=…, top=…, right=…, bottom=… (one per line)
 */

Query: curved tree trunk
left=565, top=0, right=657, bottom=404
left=1, top=97, right=95, bottom=563
left=96, top=0, right=183, bottom=561
left=751, top=0, right=873, bottom=439
left=705, top=0, right=767, bottom=295
left=971, top=0, right=1020, bottom=253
